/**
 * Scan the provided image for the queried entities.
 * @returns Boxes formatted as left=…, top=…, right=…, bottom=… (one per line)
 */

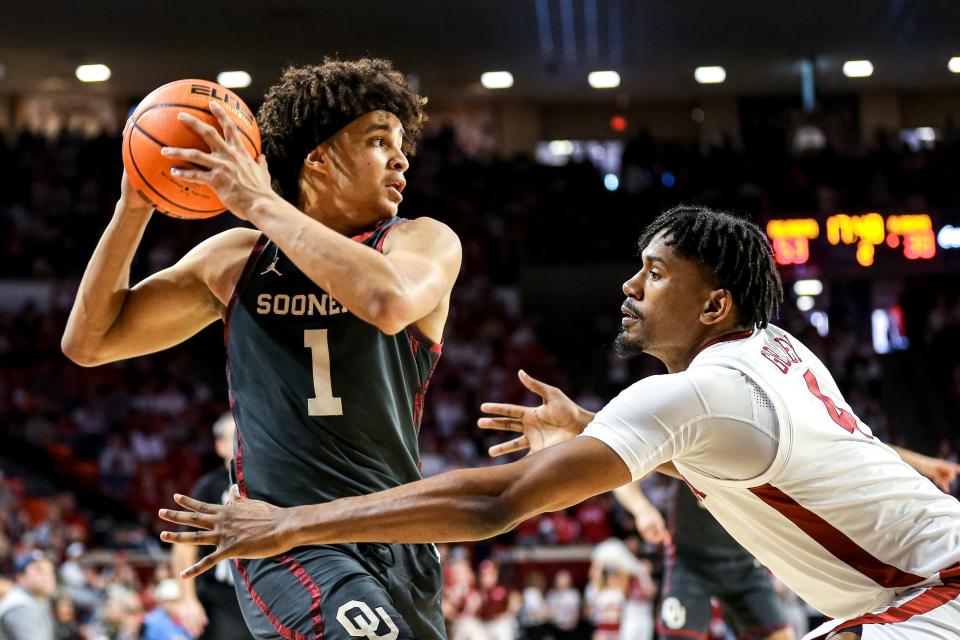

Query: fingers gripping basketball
left=121, top=78, right=261, bottom=219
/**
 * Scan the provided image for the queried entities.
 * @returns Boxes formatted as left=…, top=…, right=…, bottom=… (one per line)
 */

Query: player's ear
left=701, top=289, right=734, bottom=326
left=303, top=145, right=330, bottom=177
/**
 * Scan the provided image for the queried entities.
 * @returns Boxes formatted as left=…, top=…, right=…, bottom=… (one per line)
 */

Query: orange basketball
left=121, top=79, right=261, bottom=219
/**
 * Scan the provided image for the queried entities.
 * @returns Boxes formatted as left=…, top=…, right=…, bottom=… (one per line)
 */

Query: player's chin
left=614, top=327, right=645, bottom=358
left=376, top=197, right=400, bottom=218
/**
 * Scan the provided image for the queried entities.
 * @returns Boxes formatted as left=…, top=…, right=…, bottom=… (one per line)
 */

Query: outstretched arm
left=893, top=445, right=960, bottom=492
left=159, top=436, right=631, bottom=577
left=478, top=370, right=682, bottom=484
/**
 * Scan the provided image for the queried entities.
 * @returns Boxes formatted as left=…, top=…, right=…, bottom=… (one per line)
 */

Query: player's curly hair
left=637, top=205, right=784, bottom=329
left=257, top=58, right=427, bottom=204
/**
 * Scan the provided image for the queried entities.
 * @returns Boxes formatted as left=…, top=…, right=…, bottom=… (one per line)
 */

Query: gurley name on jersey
left=255, top=292, right=349, bottom=317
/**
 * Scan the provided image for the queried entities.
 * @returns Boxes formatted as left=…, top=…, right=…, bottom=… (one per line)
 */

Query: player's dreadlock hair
left=257, top=58, right=427, bottom=204
left=637, top=205, right=784, bottom=329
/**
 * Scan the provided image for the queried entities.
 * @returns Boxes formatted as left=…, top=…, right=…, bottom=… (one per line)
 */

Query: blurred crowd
left=1, top=121, right=959, bottom=638
left=4, top=120, right=960, bottom=280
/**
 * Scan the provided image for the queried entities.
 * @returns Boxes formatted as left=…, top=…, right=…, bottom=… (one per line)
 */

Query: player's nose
left=391, top=151, right=409, bottom=173
left=623, top=271, right=643, bottom=299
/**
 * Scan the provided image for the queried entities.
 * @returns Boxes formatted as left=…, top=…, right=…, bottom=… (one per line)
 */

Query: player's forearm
left=282, top=439, right=626, bottom=547
left=62, top=203, right=153, bottom=365
left=286, top=468, right=519, bottom=546
left=892, top=445, right=925, bottom=468
left=248, top=196, right=416, bottom=333
left=171, top=543, right=200, bottom=599
left=612, top=481, right=653, bottom=516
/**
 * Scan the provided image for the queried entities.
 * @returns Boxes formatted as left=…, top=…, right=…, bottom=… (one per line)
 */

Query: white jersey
left=582, top=324, right=960, bottom=619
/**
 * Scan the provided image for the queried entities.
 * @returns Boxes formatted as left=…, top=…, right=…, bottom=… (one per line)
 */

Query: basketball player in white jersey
left=161, top=206, right=960, bottom=639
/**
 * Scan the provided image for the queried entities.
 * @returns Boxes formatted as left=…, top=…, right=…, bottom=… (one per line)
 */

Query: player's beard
left=614, top=326, right=645, bottom=358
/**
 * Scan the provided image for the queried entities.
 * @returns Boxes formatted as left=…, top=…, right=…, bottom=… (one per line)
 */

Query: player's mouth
left=621, top=303, right=641, bottom=327
left=386, top=178, right=406, bottom=203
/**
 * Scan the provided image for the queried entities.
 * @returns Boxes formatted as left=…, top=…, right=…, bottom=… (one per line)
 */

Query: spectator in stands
left=621, top=541, right=656, bottom=640
left=445, top=556, right=484, bottom=640
left=477, top=560, right=517, bottom=640
left=142, top=578, right=191, bottom=640
left=0, top=550, right=57, bottom=640
left=590, top=567, right=627, bottom=640
left=545, top=570, right=580, bottom=639
left=87, top=588, right=142, bottom=640
left=52, top=594, right=83, bottom=640
left=517, top=573, right=550, bottom=640
left=170, top=412, right=251, bottom=639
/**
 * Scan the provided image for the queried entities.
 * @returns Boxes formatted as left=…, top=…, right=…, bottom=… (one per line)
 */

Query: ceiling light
left=797, top=296, right=815, bottom=312
left=75, top=64, right=111, bottom=83
left=480, top=71, right=513, bottom=90
left=547, top=140, right=574, bottom=156
left=588, top=70, right=620, bottom=89
left=938, top=225, right=960, bottom=249
left=949, top=57, right=960, bottom=74
left=217, top=71, right=251, bottom=89
left=793, top=279, right=823, bottom=297
left=842, top=60, right=873, bottom=78
left=694, top=66, right=726, bottom=84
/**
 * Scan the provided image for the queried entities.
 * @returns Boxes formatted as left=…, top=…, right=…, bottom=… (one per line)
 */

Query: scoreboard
left=766, top=213, right=951, bottom=268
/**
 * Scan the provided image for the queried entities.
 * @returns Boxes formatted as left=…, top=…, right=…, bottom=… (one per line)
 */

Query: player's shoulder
left=613, top=371, right=710, bottom=412
left=198, top=226, right=262, bottom=253
left=384, top=216, right=462, bottom=275
left=181, top=227, right=262, bottom=308
left=182, top=227, right=261, bottom=269
left=605, top=366, right=753, bottom=424
left=387, top=216, right=460, bottom=248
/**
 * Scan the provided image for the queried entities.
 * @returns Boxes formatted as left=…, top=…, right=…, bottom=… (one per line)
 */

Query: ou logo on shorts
left=336, top=600, right=400, bottom=640
left=660, top=596, right=687, bottom=630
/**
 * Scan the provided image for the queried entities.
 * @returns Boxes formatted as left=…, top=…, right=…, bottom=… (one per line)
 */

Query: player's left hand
left=918, top=456, right=960, bottom=493
left=160, top=102, right=277, bottom=220
left=158, top=485, right=295, bottom=578
left=478, top=370, right=591, bottom=457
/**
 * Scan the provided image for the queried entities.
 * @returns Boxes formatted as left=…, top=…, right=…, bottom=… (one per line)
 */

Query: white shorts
left=803, top=582, right=960, bottom=639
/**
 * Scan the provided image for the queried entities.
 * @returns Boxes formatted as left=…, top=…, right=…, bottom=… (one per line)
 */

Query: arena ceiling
left=1, top=0, right=959, bottom=103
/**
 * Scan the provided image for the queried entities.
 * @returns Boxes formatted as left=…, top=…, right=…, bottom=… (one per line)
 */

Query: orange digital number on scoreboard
left=766, top=213, right=938, bottom=267
left=825, top=213, right=936, bottom=266
left=766, top=219, right=819, bottom=265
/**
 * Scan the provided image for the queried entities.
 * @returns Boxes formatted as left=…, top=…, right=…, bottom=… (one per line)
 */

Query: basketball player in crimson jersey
left=162, top=207, right=960, bottom=640
left=64, top=59, right=461, bottom=639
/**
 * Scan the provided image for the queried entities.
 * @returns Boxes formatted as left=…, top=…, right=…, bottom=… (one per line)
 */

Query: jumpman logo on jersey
left=260, top=245, right=283, bottom=277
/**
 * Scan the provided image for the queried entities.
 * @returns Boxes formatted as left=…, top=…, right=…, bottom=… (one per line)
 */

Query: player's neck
left=298, top=184, right=386, bottom=236
left=658, top=324, right=752, bottom=373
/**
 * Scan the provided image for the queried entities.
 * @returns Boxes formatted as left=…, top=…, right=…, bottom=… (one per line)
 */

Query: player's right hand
left=158, top=487, right=296, bottom=578
left=634, top=503, right=672, bottom=546
left=478, top=369, right=592, bottom=457
left=118, top=169, right=154, bottom=217
left=178, top=596, right=208, bottom=638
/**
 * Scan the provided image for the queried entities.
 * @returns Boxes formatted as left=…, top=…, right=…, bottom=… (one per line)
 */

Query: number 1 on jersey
left=304, top=329, right=343, bottom=416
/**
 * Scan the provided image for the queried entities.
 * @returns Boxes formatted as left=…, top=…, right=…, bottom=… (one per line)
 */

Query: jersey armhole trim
left=375, top=217, right=411, bottom=253
left=405, top=322, right=442, bottom=352
left=223, top=234, right=269, bottom=348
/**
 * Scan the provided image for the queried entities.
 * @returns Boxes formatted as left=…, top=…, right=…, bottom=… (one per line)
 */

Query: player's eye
left=649, top=270, right=661, bottom=281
